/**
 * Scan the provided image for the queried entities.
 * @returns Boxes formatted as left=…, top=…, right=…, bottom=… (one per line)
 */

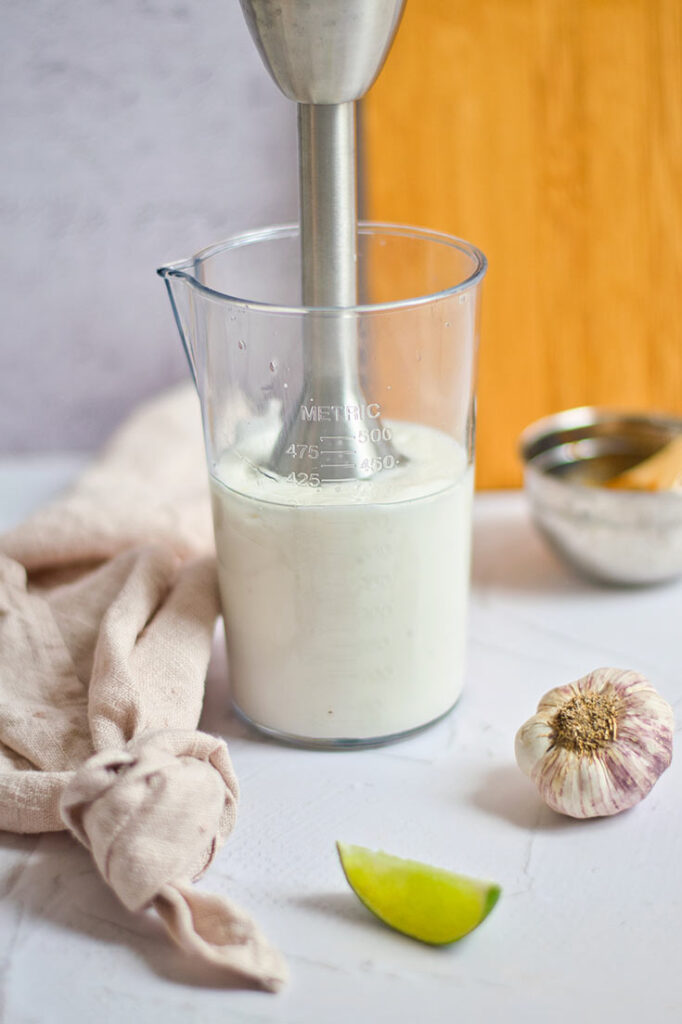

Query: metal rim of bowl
left=520, top=406, right=682, bottom=466
left=521, top=406, right=682, bottom=497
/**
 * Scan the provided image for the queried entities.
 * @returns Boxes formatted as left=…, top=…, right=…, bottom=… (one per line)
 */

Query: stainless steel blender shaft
left=271, top=101, right=390, bottom=479
left=299, top=103, right=357, bottom=309
left=238, top=0, right=406, bottom=480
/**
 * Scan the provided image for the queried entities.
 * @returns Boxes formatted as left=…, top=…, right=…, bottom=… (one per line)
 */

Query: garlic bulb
left=515, top=668, right=674, bottom=818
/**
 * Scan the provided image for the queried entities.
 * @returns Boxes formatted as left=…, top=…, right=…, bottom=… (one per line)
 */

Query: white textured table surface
left=1, top=457, right=680, bottom=1024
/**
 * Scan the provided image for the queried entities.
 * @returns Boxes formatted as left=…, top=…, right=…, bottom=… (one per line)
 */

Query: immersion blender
left=238, top=0, right=406, bottom=480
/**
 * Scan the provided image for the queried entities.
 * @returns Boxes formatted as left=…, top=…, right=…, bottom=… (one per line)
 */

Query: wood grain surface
left=362, top=0, right=682, bottom=488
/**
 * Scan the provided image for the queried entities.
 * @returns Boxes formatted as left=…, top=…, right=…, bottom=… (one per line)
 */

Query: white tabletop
left=0, top=457, right=680, bottom=1024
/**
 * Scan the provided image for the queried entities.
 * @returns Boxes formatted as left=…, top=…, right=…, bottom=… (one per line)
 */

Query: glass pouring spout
left=157, top=226, right=402, bottom=484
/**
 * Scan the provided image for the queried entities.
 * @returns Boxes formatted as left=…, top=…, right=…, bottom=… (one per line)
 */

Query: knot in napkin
left=60, top=729, right=286, bottom=991
left=60, top=730, right=238, bottom=912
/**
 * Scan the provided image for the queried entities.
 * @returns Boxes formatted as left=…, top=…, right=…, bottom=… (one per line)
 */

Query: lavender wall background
left=1, top=0, right=298, bottom=453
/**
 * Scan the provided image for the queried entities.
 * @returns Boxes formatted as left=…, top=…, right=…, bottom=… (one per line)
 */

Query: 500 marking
left=357, top=426, right=392, bottom=443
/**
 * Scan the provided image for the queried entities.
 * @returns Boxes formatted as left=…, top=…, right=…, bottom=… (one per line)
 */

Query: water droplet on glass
left=283, top=382, right=288, bottom=389
left=269, top=360, right=277, bottom=373
left=416, top=352, right=422, bottom=362
left=238, top=340, right=246, bottom=350
left=386, top=384, right=392, bottom=391
left=459, top=294, right=467, bottom=305
left=444, top=321, right=451, bottom=328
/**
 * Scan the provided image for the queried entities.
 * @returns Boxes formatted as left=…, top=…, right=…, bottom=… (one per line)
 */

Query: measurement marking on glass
left=320, top=450, right=356, bottom=456
left=320, top=477, right=357, bottom=482
left=320, top=435, right=348, bottom=441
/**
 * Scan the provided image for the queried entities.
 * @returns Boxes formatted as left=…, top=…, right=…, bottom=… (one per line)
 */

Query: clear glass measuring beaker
left=158, top=222, right=486, bottom=748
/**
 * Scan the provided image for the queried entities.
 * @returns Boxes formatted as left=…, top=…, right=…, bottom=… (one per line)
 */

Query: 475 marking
left=286, top=444, right=319, bottom=459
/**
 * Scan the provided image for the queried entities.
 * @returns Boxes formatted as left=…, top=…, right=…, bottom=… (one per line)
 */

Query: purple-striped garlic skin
left=514, top=668, right=674, bottom=819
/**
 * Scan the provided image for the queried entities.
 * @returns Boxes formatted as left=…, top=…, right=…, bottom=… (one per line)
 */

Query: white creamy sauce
left=210, top=421, right=473, bottom=742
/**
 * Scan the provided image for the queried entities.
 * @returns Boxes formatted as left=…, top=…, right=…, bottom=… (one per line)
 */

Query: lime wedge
left=336, top=842, right=501, bottom=945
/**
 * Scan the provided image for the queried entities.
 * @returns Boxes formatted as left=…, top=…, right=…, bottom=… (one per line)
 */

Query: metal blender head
left=238, top=0, right=406, bottom=104
left=238, top=0, right=406, bottom=481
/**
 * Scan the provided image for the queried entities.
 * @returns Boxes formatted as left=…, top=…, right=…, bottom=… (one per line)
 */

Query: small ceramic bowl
left=519, top=407, right=682, bottom=585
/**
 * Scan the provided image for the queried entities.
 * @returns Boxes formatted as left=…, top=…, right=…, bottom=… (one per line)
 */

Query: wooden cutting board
left=361, top=0, right=682, bottom=488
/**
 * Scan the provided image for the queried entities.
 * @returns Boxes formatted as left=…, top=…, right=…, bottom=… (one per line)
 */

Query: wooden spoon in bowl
left=606, top=435, right=682, bottom=491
